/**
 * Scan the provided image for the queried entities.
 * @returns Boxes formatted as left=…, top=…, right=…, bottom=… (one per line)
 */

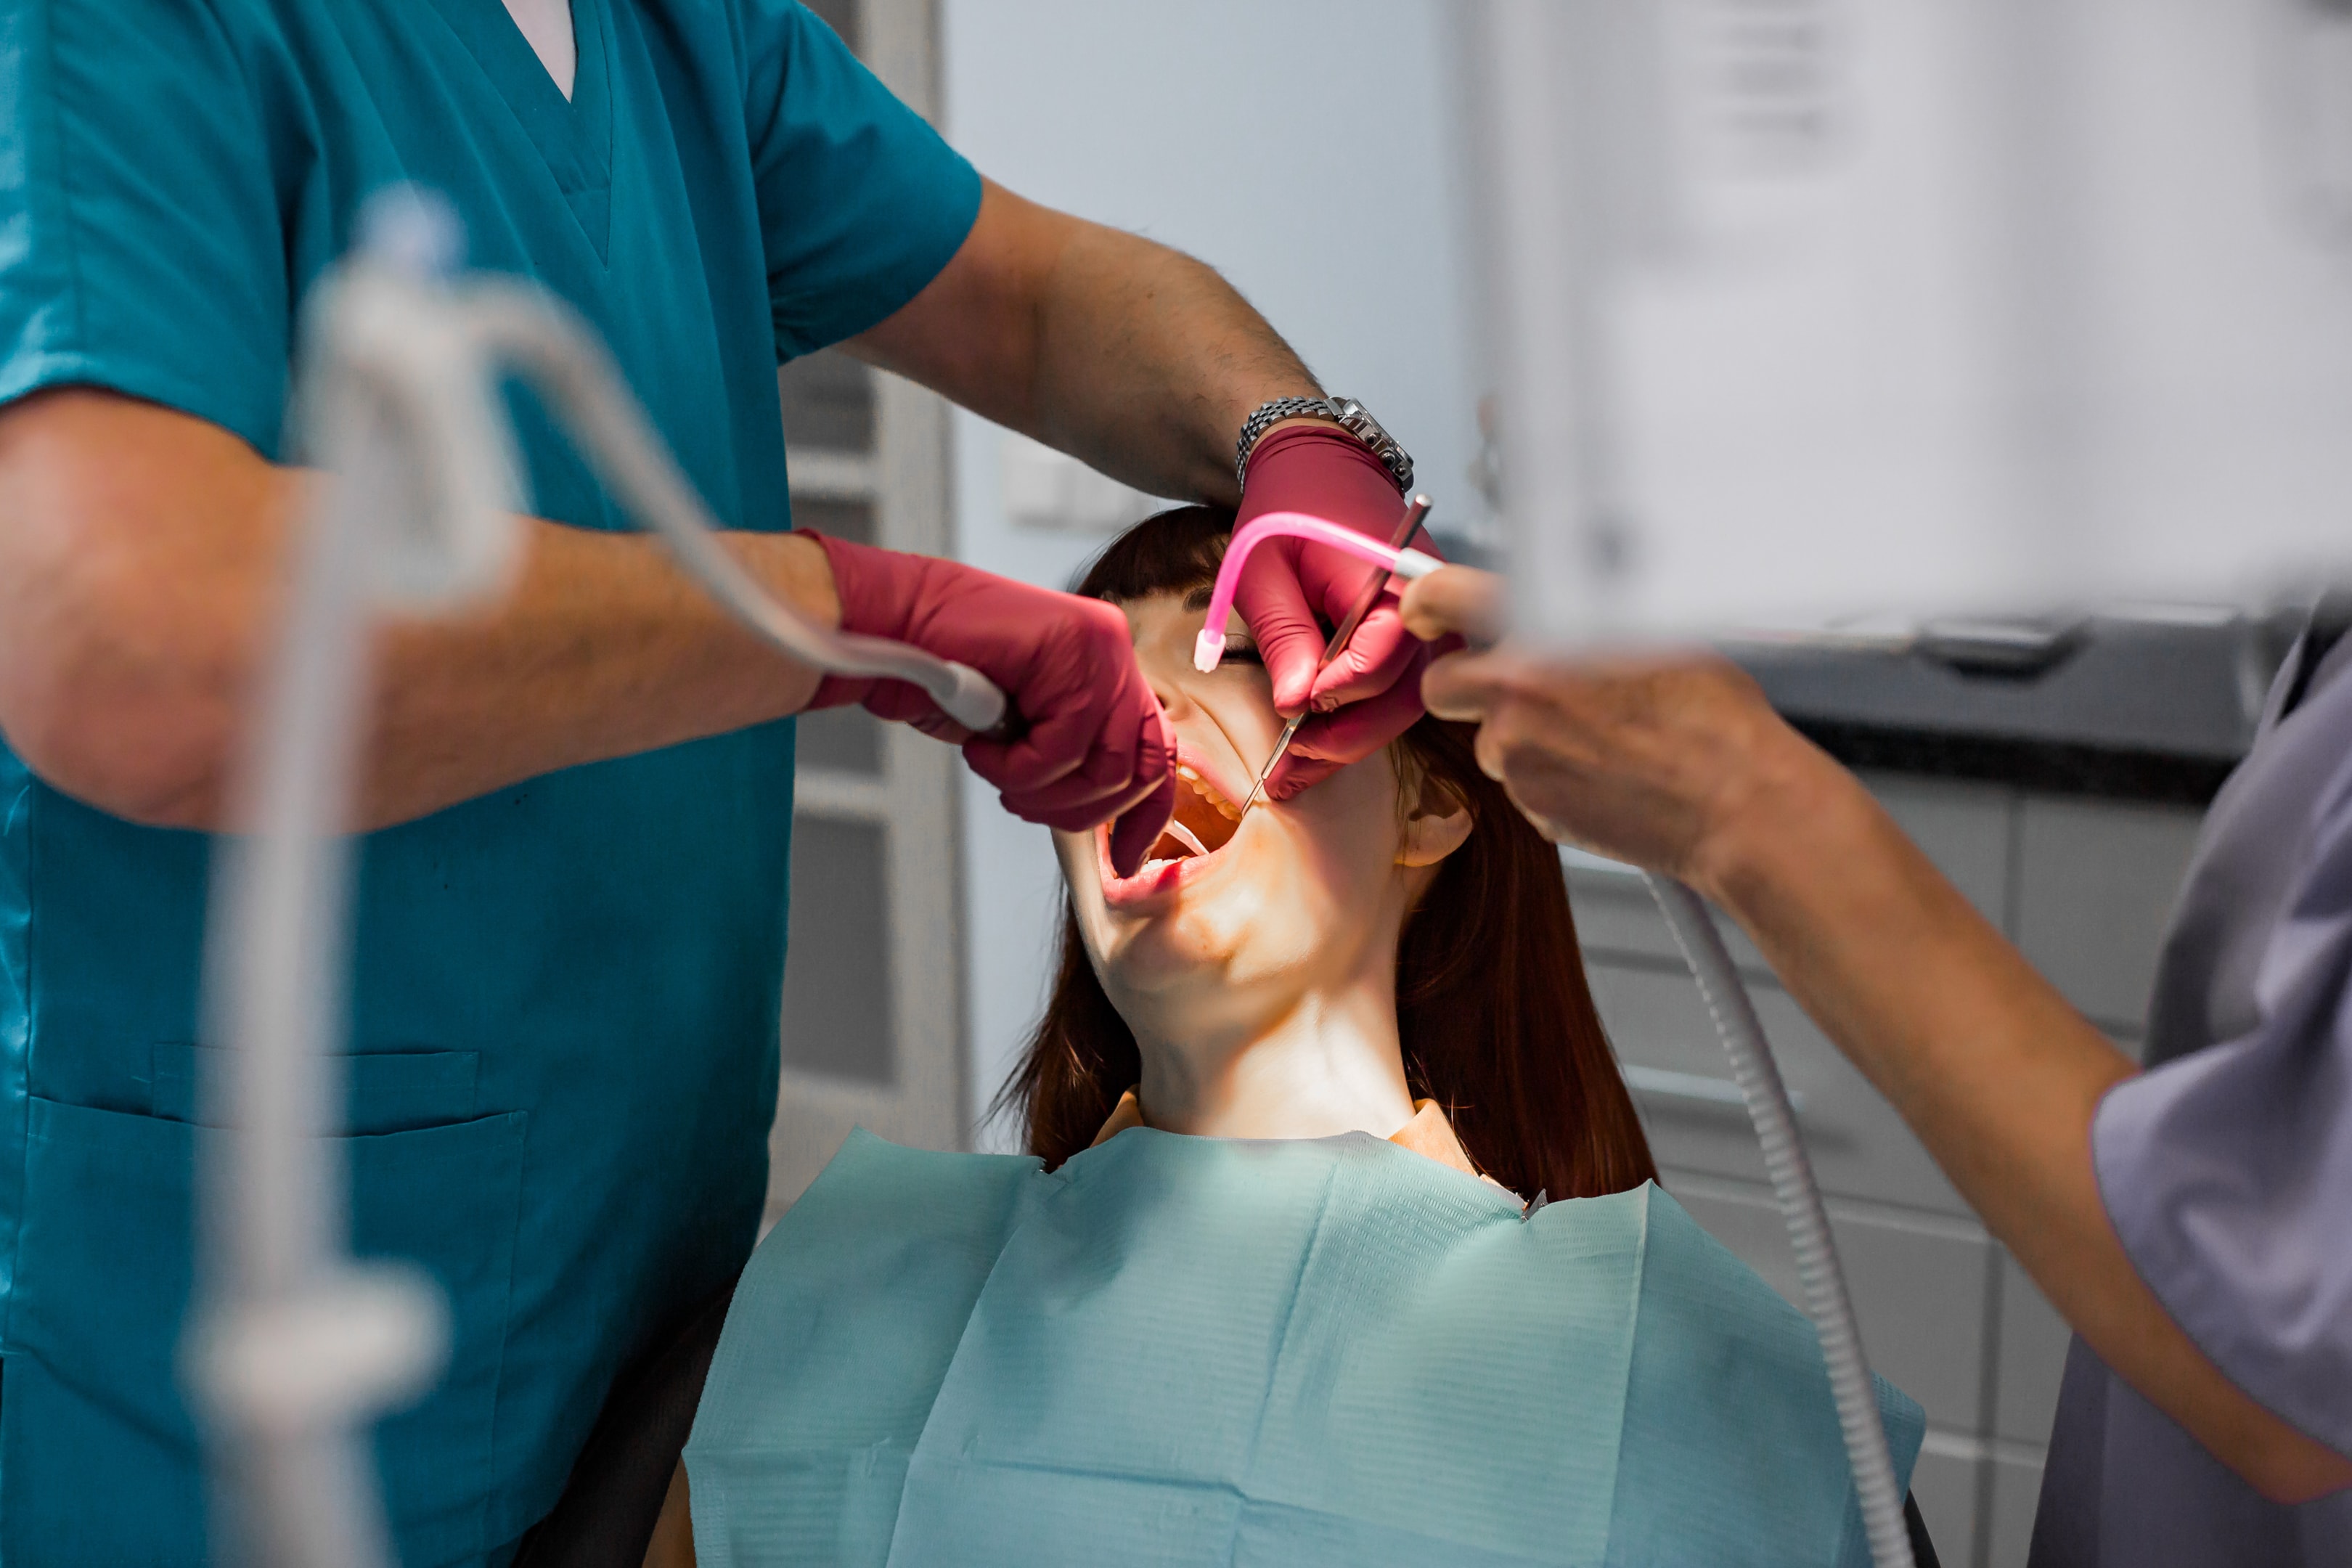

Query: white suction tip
left=1193, top=629, right=1225, bottom=674
left=935, top=661, right=1008, bottom=733
left=1392, top=547, right=1445, bottom=581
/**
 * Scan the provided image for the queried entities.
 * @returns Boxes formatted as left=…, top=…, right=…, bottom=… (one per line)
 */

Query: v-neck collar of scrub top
left=425, top=0, right=615, bottom=260
left=502, top=0, right=579, bottom=99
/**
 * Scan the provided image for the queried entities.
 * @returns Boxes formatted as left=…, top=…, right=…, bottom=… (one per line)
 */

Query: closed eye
left=1219, top=632, right=1262, bottom=665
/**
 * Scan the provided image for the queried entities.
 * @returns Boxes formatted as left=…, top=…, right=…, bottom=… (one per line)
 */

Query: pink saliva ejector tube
left=1193, top=511, right=1447, bottom=674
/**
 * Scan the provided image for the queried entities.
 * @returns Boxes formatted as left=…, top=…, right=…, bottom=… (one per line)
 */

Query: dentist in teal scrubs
left=0, top=2, right=1440, bottom=1562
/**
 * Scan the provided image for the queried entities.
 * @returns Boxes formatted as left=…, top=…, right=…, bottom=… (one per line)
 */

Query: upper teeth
left=1175, top=764, right=1241, bottom=821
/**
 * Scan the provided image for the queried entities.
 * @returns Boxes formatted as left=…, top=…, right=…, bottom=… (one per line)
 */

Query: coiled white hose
left=1647, top=876, right=1916, bottom=1568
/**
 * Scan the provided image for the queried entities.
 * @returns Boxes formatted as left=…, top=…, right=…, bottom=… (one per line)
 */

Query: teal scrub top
left=688, top=1130, right=1926, bottom=1568
left=0, top=4, right=979, bottom=1564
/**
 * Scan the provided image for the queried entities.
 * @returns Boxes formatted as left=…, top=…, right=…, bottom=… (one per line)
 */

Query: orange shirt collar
left=1090, top=1088, right=1495, bottom=1186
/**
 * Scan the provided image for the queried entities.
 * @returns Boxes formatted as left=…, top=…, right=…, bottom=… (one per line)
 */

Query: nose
left=1144, top=661, right=1191, bottom=722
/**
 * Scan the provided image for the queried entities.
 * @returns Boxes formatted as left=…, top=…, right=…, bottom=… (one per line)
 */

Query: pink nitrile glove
left=1259, top=634, right=1457, bottom=799
left=801, top=532, right=1177, bottom=875
left=1231, top=422, right=1440, bottom=800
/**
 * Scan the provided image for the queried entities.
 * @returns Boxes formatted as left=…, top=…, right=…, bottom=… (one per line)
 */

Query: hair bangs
left=1071, top=505, right=1232, bottom=604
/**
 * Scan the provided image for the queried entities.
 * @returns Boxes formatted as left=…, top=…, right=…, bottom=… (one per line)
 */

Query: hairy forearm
left=0, top=391, right=833, bottom=832
left=1026, top=221, right=1317, bottom=502
left=1702, top=746, right=2352, bottom=1500
left=351, top=517, right=831, bottom=828
left=849, top=180, right=1320, bottom=505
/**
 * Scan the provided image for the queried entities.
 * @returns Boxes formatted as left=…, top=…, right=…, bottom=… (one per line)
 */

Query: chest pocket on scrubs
left=4, top=1045, right=526, bottom=1568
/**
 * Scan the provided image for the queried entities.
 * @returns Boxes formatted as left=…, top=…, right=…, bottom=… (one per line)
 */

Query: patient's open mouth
left=1098, top=750, right=1251, bottom=908
left=1144, top=763, right=1242, bottom=866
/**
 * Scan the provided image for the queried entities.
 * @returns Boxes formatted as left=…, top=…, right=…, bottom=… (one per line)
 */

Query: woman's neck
left=1130, top=971, right=1418, bottom=1143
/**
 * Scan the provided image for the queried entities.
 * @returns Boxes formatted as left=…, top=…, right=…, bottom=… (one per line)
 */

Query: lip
left=1096, top=740, right=1255, bottom=911
left=1097, top=834, right=1192, bottom=909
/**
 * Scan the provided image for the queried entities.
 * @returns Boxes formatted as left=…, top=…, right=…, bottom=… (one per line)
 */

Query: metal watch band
left=1234, top=395, right=1414, bottom=495
left=1233, top=396, right=1334, bottom=489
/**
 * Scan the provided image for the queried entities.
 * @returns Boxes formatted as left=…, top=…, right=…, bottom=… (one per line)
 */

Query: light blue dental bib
left=687, top=1127, right=1922, bottom=1567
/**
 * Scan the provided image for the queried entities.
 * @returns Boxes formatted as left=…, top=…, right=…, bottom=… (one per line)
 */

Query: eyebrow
left=1183, top=586, right=1214, bottom=611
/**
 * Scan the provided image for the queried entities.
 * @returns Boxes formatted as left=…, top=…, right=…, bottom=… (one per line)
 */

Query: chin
left=1062, top=810, right=1307, bottom=1005
left=1081, top=878, right=1346, bottom=1019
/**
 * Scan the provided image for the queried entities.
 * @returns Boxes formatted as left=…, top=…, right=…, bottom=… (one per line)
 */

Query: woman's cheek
left=1225, top=853, right=1344, bottom=969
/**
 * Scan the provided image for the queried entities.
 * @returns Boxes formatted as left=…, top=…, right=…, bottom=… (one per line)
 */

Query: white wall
left=940, top=0, right=1484, bottom=1144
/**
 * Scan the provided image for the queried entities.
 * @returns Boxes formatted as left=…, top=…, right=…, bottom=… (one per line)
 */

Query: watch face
left=1276, top=397, right=1410, bottom=491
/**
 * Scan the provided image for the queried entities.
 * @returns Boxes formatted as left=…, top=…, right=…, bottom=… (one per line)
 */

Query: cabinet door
left=1565, top=772, right=2011, bottom=973
left=1589, top=959, right=1972, bottom=1213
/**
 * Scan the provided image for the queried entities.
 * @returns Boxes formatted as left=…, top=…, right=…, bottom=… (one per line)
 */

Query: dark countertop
left=1421, top=531, right=2288, bottom=806
left=1727, top=613, right=2292, bottom=804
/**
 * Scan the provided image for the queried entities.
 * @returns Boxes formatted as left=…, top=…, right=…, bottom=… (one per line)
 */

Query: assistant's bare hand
left=1402, top=568, right=1831, bottom=893
left=1397, top=563, right=1506, bottom=648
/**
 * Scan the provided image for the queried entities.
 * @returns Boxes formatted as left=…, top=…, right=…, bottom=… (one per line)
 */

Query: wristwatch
left=1235, top=396, right=1414, bottom=495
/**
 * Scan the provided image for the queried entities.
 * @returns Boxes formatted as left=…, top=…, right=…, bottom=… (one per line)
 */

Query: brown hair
left=999, top=505, right=1657, bottom=1201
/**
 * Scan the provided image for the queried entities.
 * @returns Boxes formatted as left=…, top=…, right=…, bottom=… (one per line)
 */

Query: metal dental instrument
left=1232, top=493, right=1433, bottom=822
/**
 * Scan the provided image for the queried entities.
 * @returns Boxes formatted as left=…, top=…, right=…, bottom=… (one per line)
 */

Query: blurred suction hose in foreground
left=189, top=191, right=494, bottom=1568
left=1648, top=880, right=1916, bottom=1568
left=189, top=188, right=1008, bottom=1568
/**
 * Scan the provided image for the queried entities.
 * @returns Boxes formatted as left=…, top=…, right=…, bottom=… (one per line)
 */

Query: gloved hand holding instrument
left=1229, top=493, right=1435, bottom=820
left=801, top=532, right=1177, bottom=877
left=1230, top=421, right=1446, bottom=800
